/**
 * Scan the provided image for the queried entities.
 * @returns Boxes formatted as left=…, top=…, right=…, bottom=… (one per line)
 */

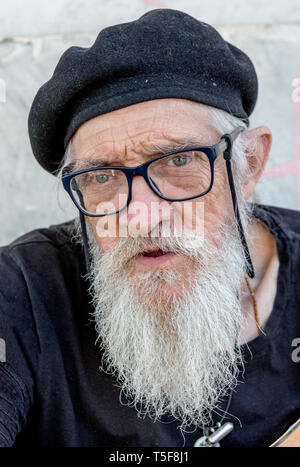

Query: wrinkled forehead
left=71, top=98, right=218, bottom=160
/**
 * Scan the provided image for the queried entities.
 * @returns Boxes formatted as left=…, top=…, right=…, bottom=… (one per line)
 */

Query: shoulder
left=2, top=218, right=78, bottom=254
left=0, top=221, right=82, bottom=427
left=0, top=218, right=85, bottom=328
left=0, top=219, right=83, bottom=275
left=253, top=204, right=300, bottom=299
left=252, top=203, right=300, bottom=239
left=0, top=218, right=86, bottom=364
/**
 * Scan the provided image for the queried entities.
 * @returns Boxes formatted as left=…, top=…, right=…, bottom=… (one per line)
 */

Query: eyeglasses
left=62, top=126, right=244, bottom=217
left=62, top=125, right=254, bottom=278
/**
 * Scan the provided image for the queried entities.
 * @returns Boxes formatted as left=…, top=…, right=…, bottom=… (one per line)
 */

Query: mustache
left=97, top=224, right=206, bottom=266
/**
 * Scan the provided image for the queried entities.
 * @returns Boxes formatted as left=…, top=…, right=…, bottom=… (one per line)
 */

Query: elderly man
left=0, top=8, right=299, bottom=448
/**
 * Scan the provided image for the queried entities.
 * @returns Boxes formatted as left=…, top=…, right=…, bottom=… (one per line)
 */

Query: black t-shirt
left=0, top=203, right=299, bottom=447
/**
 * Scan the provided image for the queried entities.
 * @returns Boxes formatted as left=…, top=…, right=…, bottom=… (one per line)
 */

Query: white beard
left=85, top=220, right=248, bottom=432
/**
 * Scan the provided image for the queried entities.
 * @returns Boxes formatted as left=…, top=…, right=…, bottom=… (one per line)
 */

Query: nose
left=118, top=175, right=173, bottom=237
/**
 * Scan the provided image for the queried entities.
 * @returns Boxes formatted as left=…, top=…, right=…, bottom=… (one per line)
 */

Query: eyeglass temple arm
left=220, top=126, right=255, bottom=279
left=73, top=182, right=91, bottom=276
left=218, top=125, right=244, bottom=153
left=80, top=211, right=91, bottom=276
left=65, top=172, right=91, bottom=276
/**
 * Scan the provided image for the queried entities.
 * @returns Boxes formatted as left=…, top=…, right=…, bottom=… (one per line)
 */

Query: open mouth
left=140, top=248, right=165, bottom=257
left=135, top=248, right=176, bottom=265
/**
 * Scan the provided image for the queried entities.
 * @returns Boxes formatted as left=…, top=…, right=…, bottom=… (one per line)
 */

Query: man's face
left=69, top=98, right=249, bottom=431
left=71, top=98, right=232, bottom=299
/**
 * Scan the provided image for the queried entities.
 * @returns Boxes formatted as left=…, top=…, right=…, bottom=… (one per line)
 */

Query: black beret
left=28, top=8, right=258, bottom=175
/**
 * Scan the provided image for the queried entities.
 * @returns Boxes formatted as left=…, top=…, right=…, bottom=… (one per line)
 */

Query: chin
left=131, top=266, right=194, bottom=310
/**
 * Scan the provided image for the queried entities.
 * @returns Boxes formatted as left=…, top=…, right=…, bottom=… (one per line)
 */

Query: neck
left=238, top=219, right=279, bottom=345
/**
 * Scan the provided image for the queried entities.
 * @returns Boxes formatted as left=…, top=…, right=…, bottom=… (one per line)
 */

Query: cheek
left=88, top=218, right=120, bottom=253
left=187, top=166, right=232, bottom=243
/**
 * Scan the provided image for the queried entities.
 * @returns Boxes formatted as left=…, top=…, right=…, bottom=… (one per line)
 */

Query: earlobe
left=242, top=126, right=272, bottom=200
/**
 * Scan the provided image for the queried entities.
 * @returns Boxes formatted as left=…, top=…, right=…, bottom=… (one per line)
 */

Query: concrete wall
left=1, top=0, right=300, bottom=245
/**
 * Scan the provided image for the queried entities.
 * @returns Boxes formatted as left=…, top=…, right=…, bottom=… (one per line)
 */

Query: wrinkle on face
left=71, top=98, right=232, bottom=252
left=71, top=99, right=218, bottom=166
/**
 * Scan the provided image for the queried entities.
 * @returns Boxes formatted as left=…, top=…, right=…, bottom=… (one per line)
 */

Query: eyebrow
left=69, top=137, right=211, bottom=172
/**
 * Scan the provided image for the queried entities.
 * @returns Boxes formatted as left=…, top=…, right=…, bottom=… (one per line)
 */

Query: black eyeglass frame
left=61, top=125, right=254, bottom=278
left=62, top=126, right=244, bottom=218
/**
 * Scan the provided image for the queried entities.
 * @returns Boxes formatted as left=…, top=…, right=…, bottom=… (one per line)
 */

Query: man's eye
left=169, top=155, right=188, bottom=167
left=95, top=173, right=110, bottom=183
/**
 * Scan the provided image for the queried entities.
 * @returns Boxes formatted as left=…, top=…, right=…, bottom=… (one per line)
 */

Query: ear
left=242, top=126, right=272, bottom=200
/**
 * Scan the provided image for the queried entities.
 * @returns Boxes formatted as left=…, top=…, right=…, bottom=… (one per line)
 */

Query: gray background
left=1, top=0, right=300, bottom=245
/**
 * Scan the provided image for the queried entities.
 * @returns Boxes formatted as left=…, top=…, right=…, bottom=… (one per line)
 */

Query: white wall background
left=0, top=0, right=300, bottom=245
